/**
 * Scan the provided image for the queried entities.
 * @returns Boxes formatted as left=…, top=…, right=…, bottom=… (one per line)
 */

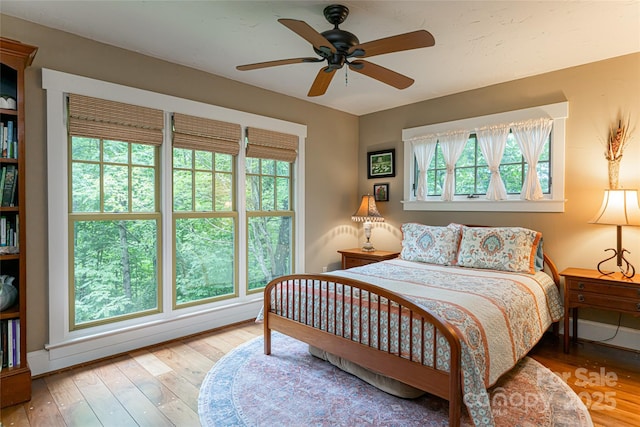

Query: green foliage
left=70, top=136, right=295, bottom=326
left=420, top=133, right=551, bottom=197
left=73, top=219, right=159, bottom=325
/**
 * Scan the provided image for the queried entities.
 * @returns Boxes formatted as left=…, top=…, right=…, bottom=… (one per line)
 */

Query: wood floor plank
left=70, top=365, right=137, bottom=426
left=4, top=322, right=639, bottom=427
left=183, top=336, right=226, bottom=363
left=129, top=349, right=173, bottom=377
left=0, top=401, right=30, bottom=426
left=113, top=357, right=179, bottom=407
left=44, top=371, right=101, bottom=426
left=156, top=398, right=200, bottom=426
left=151, top=342, right=213, bottom=388
left=24, top=378, right=66, bottom=427
left=155, top=371, right=201, bottom=413
left=94, top=361, right=174, bottom=427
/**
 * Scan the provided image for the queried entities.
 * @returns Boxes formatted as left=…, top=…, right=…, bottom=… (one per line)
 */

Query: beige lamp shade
left=589, top=189, right=640, bottom=278
left=351, top=195, right=385, bottom=223
left=589, top=189, right=640, bottom=226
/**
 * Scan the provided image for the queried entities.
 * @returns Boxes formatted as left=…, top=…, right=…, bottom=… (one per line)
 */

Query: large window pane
left=175, top=217, right=235, bottom=304
left=247, top=215, right=292, bottom=291
left=173, top=169, right=193, bottom=211
left=132, top=166, right=155, bottom=211
left=71, top=137, right=100, bottom=161
left=103, top=164, right=129, bottom=212
left=72, top=162, right=100, bottom=212
left=73, top=219, right=159, bottom=327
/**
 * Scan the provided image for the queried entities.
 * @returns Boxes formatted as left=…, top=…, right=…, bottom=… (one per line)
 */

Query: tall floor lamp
left=589, top=189, right=640, bottom=278
left=351, top=195, right=384, bottom=252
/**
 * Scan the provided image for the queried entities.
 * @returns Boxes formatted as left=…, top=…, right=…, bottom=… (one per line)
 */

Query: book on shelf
left=0, top=120, right=17, bottom=159
left=1, top=215, right=17, bottom=247
left=0, top=319, right=21, bottom=368
left=1, top=164, right=17, bottom=207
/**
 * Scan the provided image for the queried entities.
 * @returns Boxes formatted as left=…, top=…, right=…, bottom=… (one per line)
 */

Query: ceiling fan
left=236, top=4, right=435, bottom=97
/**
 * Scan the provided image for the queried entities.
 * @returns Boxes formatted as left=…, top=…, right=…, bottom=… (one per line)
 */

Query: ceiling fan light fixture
left=237, top=4, right=435, bottom=97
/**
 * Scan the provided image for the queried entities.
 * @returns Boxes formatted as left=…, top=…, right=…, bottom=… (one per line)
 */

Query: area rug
left=198, top=332, right=592, bottom=427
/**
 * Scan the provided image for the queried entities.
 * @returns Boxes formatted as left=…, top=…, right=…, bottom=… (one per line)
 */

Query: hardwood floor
left=1, top=322, right=639, bottom=426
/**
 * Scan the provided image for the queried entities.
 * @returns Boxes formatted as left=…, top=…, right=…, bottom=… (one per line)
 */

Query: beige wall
left=1, top=15, right=360, bottom=353
left=358, top=52, right=640, bottom=329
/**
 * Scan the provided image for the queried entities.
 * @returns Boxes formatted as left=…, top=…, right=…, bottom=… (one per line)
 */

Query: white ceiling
left=2, top=1, right=639, bottom=115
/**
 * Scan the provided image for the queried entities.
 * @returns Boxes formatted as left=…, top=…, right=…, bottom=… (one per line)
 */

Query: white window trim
left=36, top=68, right=306, bottom=375
left=402, top=102, right=568, bottom=212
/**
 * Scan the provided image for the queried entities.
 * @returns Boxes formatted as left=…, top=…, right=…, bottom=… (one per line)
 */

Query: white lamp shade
left=589, top=189, right=640, bottom=226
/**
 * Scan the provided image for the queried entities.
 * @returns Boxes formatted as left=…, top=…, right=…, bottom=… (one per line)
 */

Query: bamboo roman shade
left=246, top=127, right=299, bottom=163
left=173, top=113, right=241, bottom=156
left=67, top=93, right=164, bottom=145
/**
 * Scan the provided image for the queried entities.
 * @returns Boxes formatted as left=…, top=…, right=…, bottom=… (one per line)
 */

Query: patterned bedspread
left=327, top=258, right=564, bottom=426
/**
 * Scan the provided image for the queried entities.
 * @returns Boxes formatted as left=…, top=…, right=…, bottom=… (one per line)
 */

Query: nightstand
left=337, top=248, right=400, bottom=269
left=560, top=267, right=640, bottom=353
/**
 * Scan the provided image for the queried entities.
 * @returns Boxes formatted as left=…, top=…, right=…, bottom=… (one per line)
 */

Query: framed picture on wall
left=373, top=183, right=389, bottom=202
left=367, top=149, right=396, bottom=179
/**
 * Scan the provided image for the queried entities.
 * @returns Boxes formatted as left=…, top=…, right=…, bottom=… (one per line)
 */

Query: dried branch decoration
left=605, top=115, right=632, bottom=161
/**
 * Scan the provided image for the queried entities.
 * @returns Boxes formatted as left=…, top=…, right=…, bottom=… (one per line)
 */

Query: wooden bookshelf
left=0, top=37, right=37, bottom=408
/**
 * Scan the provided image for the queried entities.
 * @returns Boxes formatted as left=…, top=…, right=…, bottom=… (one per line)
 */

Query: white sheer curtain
left=410, top=136, right=438, bottom=201
left=439, top=130, right=470, bottom=201
left=511, top=118, right=553, bottom=200
left=476, top=124, right=509, bottom=200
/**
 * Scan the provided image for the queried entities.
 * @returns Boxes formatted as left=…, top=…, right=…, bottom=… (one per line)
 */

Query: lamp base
left=361, top=241, right=375, bottom=252
left=597, top=247, right=636, bottom=279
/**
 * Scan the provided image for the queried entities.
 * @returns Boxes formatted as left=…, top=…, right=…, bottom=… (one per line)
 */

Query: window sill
left=401, top=198, right=565, bottom=212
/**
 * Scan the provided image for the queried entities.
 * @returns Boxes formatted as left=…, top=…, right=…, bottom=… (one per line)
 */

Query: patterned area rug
left=198, top=332, right=592, bottom=427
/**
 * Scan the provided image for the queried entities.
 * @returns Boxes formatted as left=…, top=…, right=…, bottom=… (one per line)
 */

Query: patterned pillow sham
left=456, top=226, right=542, bottom=274
left=400, top=223, right=462, bottom=265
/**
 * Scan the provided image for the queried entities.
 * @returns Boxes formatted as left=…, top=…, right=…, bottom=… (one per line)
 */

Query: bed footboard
left=264, top=274, right=463, bottom=427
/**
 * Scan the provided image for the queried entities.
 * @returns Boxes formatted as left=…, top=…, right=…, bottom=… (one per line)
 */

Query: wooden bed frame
left=263, top=254, right=560, bottom=427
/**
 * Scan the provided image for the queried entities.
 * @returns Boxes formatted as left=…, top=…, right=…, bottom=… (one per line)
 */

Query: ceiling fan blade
left=308, top=67, right=337, bottom=97
left=237, top=57, right=321, bottom=71
left=349, top=60, right=414, bottom=90
left=348, top=30, right=435, bottom=58
left=278, top=19, right=337, bottom=55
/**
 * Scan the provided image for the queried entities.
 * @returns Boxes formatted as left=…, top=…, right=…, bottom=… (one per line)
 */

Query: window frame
left=402, top=102, right=568, bottom=212
left=42, top=68, right=306, bottom=373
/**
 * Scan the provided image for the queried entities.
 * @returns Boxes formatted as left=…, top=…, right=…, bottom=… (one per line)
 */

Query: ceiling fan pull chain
left=345, top=66, right=348, bottom=87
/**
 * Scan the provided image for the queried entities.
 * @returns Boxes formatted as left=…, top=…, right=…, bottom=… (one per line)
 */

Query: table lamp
left=589, top=189, right=640, bottom=278
left=351, top=195, right=384, bottom=252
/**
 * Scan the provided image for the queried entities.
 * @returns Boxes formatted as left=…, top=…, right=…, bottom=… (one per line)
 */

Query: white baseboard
left=28, top=300, right=262, bottom=376
left=560, top=318, right=640, bottom=352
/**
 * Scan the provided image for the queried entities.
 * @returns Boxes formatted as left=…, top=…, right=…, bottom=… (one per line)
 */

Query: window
left=245, top=127, right=298, bottom=293
left=172, top=113, right=241, bottom=308
left=416, top=131, right=550, bottom=197
left=43, top=69, right=306, bottom=373
left=246, top=157, right=293, bottom=292
left=402, top=102, right=568, bottom=212
left=173, top=148, right=236, bottom=306
left=67, top=94, right=163, bottom=329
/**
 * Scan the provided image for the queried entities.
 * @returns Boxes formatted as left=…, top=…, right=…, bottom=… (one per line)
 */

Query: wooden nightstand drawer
left=566, top=278, right=640, bottom=299
left=343, top=257, right=376, bottom=269
left=568, top=292, right=640, bottom=313
left=338, top=248, right=400, bottom=270
left=560, top=267, right=640, bottom=353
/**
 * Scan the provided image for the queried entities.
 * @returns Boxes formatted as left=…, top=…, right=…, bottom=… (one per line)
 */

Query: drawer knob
left=578, top=282, right=585, bottom=289
left=578, top=294, right=585, bottom=302
left=637, top=303, right=640, bottom=312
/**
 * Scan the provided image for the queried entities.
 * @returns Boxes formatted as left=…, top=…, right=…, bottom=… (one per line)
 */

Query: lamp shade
left=589, top=189, right=640, bottom=226
left=351, top=195, right=384, bottom=222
